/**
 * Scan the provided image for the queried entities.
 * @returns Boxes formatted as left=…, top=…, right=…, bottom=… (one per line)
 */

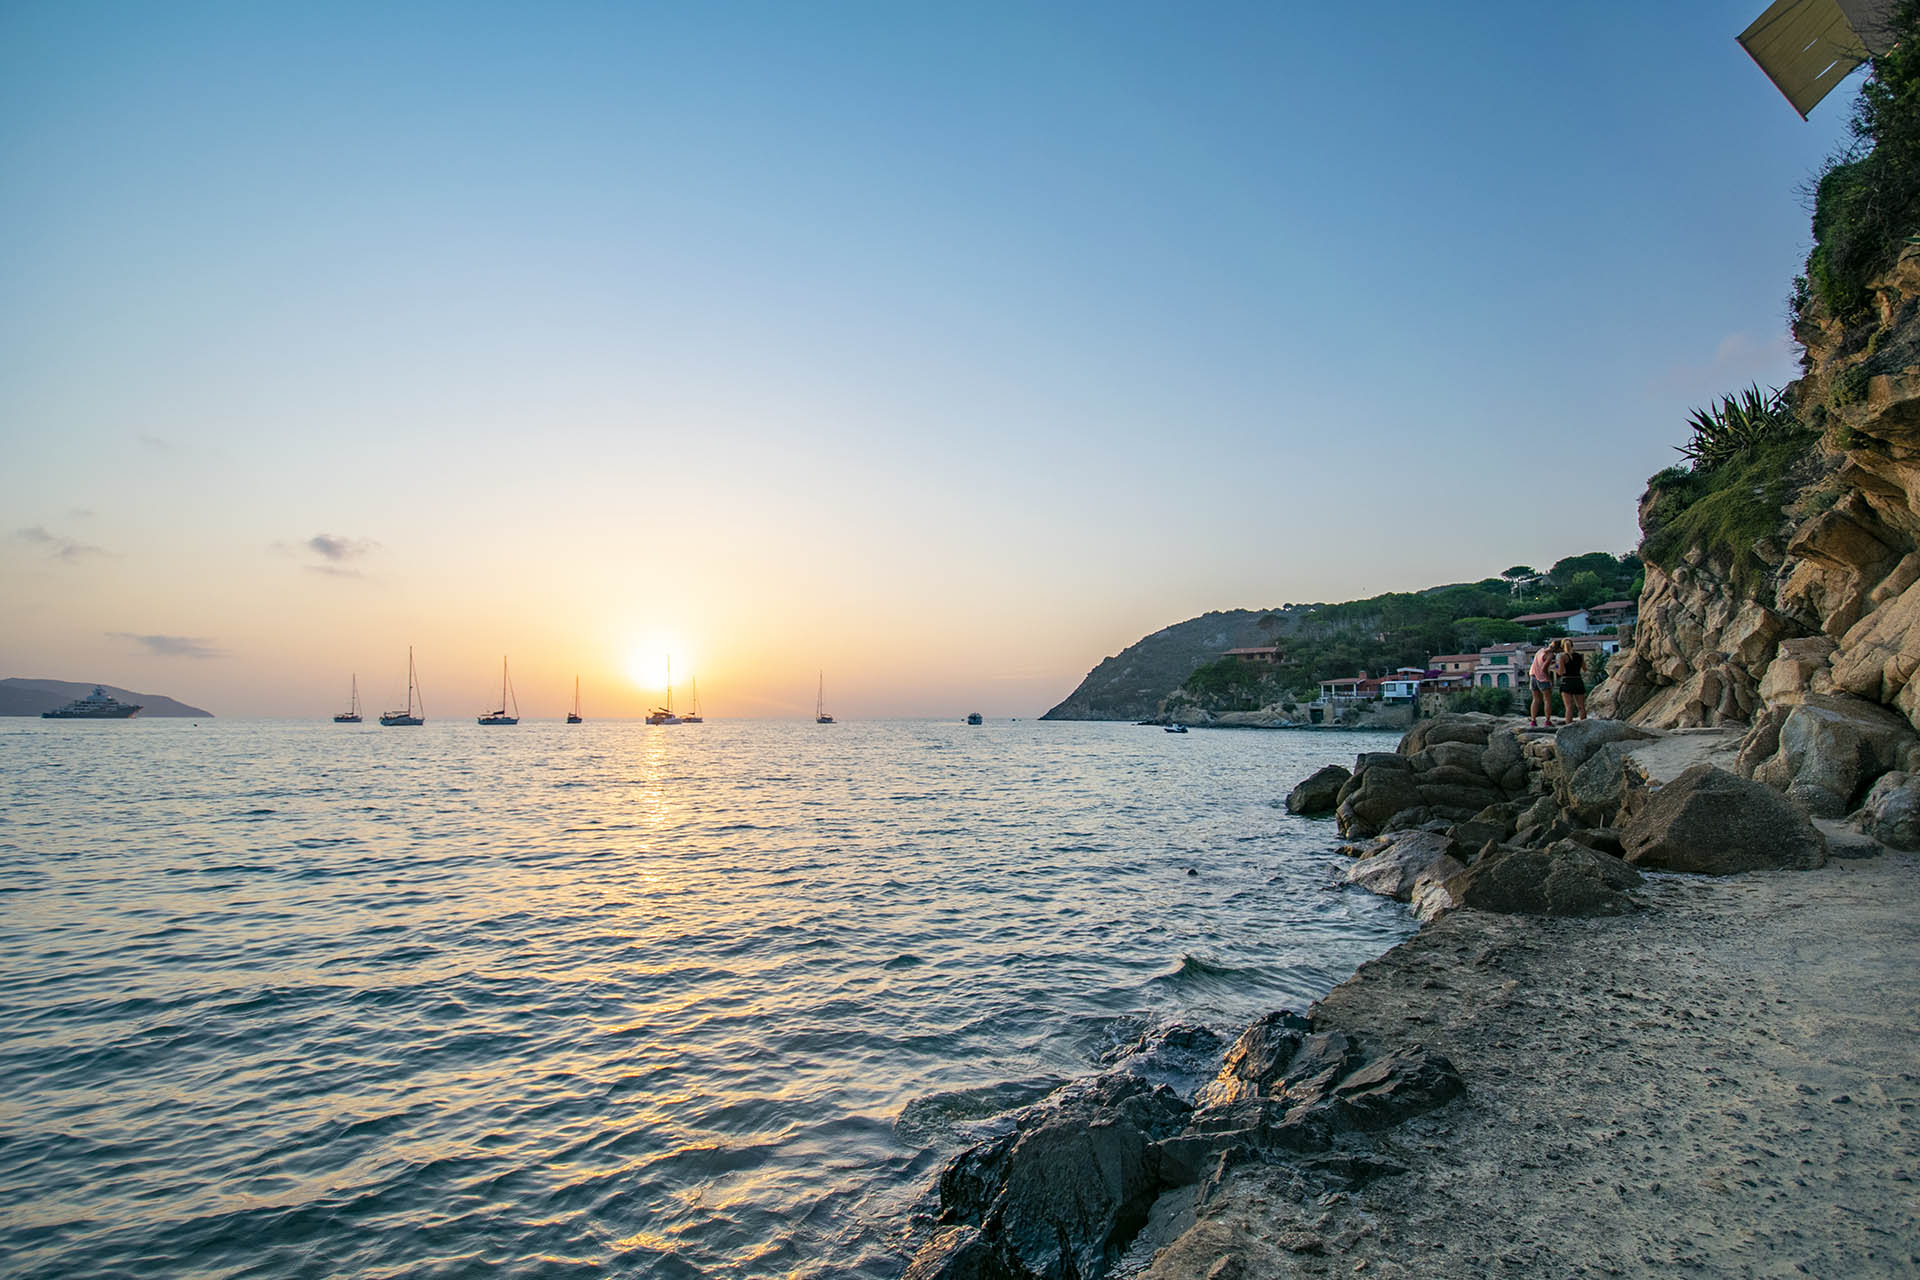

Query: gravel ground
left=1137, top=854, right=1920, bottom=1278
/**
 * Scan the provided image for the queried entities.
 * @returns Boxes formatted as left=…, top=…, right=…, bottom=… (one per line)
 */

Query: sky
left=0, top=0, right=1864, bottom=718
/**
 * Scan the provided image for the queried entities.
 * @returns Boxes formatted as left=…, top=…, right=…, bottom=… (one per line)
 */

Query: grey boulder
left=1621, top=764, right=1828, bottom=873
left=1460, top=838, right=1641, bottom=916
left=1285, top=764, right=1351, bottom=816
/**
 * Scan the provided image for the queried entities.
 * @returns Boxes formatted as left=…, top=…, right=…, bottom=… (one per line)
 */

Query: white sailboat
left=646, top=656, right=682, bottom=725
left=478, top=657, right=520, bottom=725
left=333, top=674, right=362, bottom=723
left=815, top=671, right=834, bottom=724
left=682, top=677, right=704, bottom=724
left=567, top=675, right=583, bottom=725
left=380, top=648, right=425, bottom=726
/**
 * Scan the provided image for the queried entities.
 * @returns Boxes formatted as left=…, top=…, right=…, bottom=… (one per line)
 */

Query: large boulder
left=1285, top=763, right=1350, bottom=816
left=1557, top=741, right=1649, bottom=827
left=1738, top=692, right=1919, bottom=817
left=1855, top=770, right=1920, bottom=849
left=1620, top=764, right=1829, bottom=873
left=1459, top=839, right=1642, bottom=916
left=1335, top=759, right=1422, bottom=838
left=1553, top=718, right=1655, bottom=773
left=924, top=1073, right=1189, bottom=1280
left=1399, top=713, right=1494, bottom=753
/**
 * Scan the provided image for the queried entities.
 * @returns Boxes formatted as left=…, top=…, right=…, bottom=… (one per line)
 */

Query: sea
left=0, top=717, right=1414, bottom=1279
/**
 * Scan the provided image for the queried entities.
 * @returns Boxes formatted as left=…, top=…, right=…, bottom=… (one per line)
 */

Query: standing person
left=1557, top=639, right=1589, bottom=722
left=1527, top=642, right=1556, bottom=728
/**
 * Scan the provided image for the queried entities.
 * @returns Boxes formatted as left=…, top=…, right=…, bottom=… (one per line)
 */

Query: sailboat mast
left=667, top=656, right=673, bottom=713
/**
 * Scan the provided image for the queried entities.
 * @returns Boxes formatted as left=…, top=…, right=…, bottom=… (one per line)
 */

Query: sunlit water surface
left=0, top=718, right=1413, bottom=1278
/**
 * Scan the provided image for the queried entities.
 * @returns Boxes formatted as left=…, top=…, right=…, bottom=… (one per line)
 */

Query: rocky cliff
left=1595, top=245, right=1920, bottom=814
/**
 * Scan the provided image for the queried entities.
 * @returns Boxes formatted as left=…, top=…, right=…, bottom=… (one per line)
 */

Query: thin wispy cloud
left=307, top=533, right=378, bottom=561
left=281, top=531, right=381, bottom=579
left=137, top=433, right=175, bottom=453
left=110, top=632, right=227, bottom=659
left=16, top=526, right=111, bottom=561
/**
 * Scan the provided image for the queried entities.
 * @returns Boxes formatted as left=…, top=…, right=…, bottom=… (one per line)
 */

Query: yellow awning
left=1738, top=0, right=1896, bottom=118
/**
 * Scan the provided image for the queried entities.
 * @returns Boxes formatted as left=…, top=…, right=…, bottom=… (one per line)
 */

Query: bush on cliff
left=1641, top=429, right=1819, bottom=596
left=1800, top=1, right=1920, bottom=320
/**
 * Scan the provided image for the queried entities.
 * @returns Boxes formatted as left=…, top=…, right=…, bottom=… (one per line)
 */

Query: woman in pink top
left=1527, top=644, right=1557, bottom=728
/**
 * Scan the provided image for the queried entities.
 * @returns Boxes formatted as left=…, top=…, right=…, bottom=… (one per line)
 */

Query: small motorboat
left=965, top=712, right=983, bottom=725
left=1164, top=723, right=1189, bottom=733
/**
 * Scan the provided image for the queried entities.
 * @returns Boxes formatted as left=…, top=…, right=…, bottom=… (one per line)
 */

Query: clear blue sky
left=0, top=1, right=1860, bottom=716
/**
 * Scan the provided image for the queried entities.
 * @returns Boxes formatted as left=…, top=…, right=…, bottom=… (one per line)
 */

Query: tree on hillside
left=1502, top=565, right=1537, bottom=580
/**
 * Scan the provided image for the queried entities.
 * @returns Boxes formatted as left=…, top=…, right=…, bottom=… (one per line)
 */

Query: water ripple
left=0, top=718, right=1413, bottom=1279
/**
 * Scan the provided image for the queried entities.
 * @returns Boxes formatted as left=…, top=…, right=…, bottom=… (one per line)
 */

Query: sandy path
left=1139, top=855, right=1920, bottom=1278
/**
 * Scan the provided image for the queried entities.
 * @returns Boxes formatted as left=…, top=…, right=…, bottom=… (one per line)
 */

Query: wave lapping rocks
left=902, top=1019, right=1463, bottom=1279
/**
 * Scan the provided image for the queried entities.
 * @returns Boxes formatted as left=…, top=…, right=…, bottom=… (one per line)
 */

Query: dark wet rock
left=1557, top=741, right=1649, bottom=828
left=1285, top=764, right=1350, bottom=816
left=1856, top=769, right=1920, bottom=849
left=1621, top=764, right=1828, bottom=873
left=1192, top=1010, right=1311, bottom=1108
left=925, top=1073, right=1190, bottom=1280
left=1324, top=1045, right=1466, bottom=1131
left=904, top=1226, right=1021, bottom=1280
left=1275, top=1030, right=1367, bottom=1106
left=1460, top=838, right=1641, bottom=916
left=1553, top=719, right=1655, bottom=773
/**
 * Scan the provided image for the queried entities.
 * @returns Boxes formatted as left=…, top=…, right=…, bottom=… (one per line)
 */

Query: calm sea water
left=0, top=718, right=1412, bottom=1279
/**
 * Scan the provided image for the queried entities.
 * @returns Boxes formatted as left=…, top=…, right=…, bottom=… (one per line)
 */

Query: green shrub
left=1641, top=432, right=1817, bottom=597
left=1831, top=363, right=1872, bottom=406
left=1801, top=3, right=1920, bottom=321
left=1677, top=385, right=1802, bottom=470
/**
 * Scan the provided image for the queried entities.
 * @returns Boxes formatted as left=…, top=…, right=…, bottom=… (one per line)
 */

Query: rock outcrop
left=1620, top=764, right=1829, bottom=873
left=904, top=1016, right=1464, bottom=1279
left=1599, top=248, right=1920, bottom=752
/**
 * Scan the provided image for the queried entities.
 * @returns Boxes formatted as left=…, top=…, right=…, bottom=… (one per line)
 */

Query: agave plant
left=1676, top=384, right=1800, bottom=471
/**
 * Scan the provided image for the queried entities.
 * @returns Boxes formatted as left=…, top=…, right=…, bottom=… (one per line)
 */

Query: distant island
left=1, top=678, right=213, bottom=718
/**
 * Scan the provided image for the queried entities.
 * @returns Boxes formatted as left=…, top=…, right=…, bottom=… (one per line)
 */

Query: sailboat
left=646, top=656, right=682, bottom=725
left=567, top=676, right=583, bottom=724
left=682, top=677, right=703, bottom=724
left=478, top=657, right=520, bottom=725
left=333, top=674, right=363, bottom=723
left=815, top=671, right=835, bottom=724
left=379, top=648, right=425, bottom=726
